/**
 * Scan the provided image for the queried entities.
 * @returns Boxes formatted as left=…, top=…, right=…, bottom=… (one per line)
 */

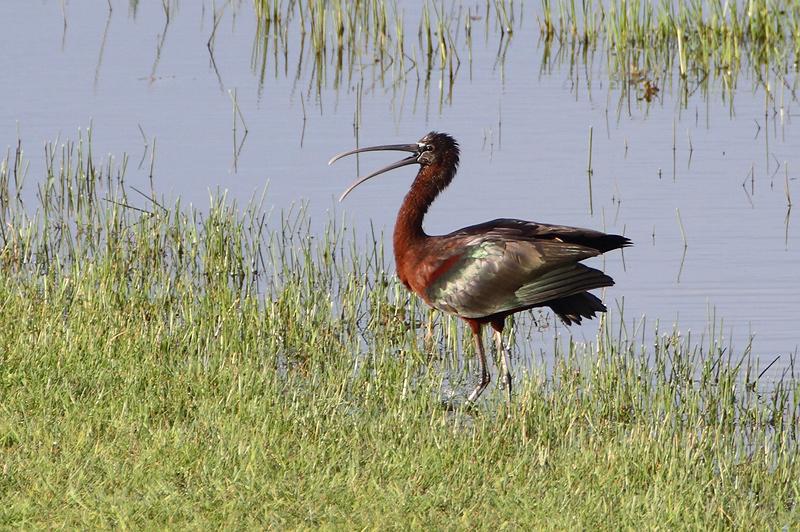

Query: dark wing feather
left=513, top=262, right=613, bottom=303
left=546, top=292, right=608, bottom=325
left=422, top=218, right=628, bottom=320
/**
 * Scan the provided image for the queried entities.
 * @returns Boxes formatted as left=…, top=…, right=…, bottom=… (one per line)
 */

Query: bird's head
left=329, top=131, right=460, bottom=201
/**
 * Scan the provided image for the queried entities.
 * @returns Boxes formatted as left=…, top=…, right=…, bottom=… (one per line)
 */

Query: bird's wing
left=423, top=235, right=612, bottom=319
left=449, top=218, right=631, bottom=253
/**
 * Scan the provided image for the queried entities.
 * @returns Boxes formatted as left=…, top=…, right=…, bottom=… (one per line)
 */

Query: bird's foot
left=439, top=397, right=481, bottom=415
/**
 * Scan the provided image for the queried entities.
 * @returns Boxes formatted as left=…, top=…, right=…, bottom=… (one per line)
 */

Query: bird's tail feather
left=547, top=292, right=607, bottom=325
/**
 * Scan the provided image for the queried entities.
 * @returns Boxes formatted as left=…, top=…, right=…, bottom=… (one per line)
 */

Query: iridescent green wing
left=424, top=236, right=611, bottom=319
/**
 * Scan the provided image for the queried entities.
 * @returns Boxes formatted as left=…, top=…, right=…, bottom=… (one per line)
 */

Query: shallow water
left=2, top=1, right=798, bottom=380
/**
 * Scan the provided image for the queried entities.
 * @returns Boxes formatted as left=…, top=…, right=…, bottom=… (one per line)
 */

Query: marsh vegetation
left=1, top=0, right=799, bottom=527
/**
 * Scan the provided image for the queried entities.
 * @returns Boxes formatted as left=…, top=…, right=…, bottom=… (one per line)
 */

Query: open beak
left=328, top=143, right=420, bottom=201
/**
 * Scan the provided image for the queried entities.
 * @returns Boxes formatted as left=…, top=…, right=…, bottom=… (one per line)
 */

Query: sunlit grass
left=0, top=133, right=798, bottom=527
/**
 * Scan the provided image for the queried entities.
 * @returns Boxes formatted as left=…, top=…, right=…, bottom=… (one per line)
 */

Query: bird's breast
left=395, top=245, right=463, bottom=308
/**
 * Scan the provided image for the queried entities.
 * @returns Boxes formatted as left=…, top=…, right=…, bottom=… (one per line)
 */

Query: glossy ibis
left=329, top=132, right=630, bottom=404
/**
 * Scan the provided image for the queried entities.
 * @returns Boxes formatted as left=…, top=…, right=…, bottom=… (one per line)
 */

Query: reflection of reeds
left=249, top=0, right=799, bottom=108
left=785, top=164, right=793, bottom=208
left=540, top=0, right=799, bottom=92
left=252, top=0, right=480, bottom=96
left=229, top=89, right=249, bottom=172
left=586, top=126, right=594, bottom=215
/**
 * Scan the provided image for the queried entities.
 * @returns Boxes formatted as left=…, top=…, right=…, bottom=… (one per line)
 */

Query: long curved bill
left=328, top=143, right=419, bottom=201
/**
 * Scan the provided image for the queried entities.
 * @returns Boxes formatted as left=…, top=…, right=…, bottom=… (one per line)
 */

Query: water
left=2, top=1, right=798, bottom=379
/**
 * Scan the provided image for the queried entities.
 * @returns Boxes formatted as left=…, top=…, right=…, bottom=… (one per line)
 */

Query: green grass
left=0, top=133, right=798, bottom=528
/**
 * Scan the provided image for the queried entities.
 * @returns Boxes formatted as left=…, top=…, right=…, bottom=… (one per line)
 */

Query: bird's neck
left=393, top=165, right=453, bottom=254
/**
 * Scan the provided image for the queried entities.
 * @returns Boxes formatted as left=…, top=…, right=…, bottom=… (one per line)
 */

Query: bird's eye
left=424, top=145, right=433, bottom=152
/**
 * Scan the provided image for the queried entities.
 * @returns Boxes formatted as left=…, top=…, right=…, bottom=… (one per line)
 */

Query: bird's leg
left=466, top=327, right=490, bottom=403
left=494, top=329, right=513, bottom=404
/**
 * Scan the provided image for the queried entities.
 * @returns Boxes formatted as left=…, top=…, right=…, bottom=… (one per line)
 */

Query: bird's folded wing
left=424, top=237, right=611, bottom=319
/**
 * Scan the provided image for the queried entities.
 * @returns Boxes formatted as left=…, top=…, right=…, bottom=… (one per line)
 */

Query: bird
left=329, top=131, right=630, bottom=404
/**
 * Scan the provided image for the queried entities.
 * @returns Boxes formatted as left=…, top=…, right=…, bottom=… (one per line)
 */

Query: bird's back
left=446, top=218, right=630, bottom=254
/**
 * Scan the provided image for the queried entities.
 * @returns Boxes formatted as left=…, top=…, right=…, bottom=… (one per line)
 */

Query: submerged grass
left=1, top=133, right=798, bottom=527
